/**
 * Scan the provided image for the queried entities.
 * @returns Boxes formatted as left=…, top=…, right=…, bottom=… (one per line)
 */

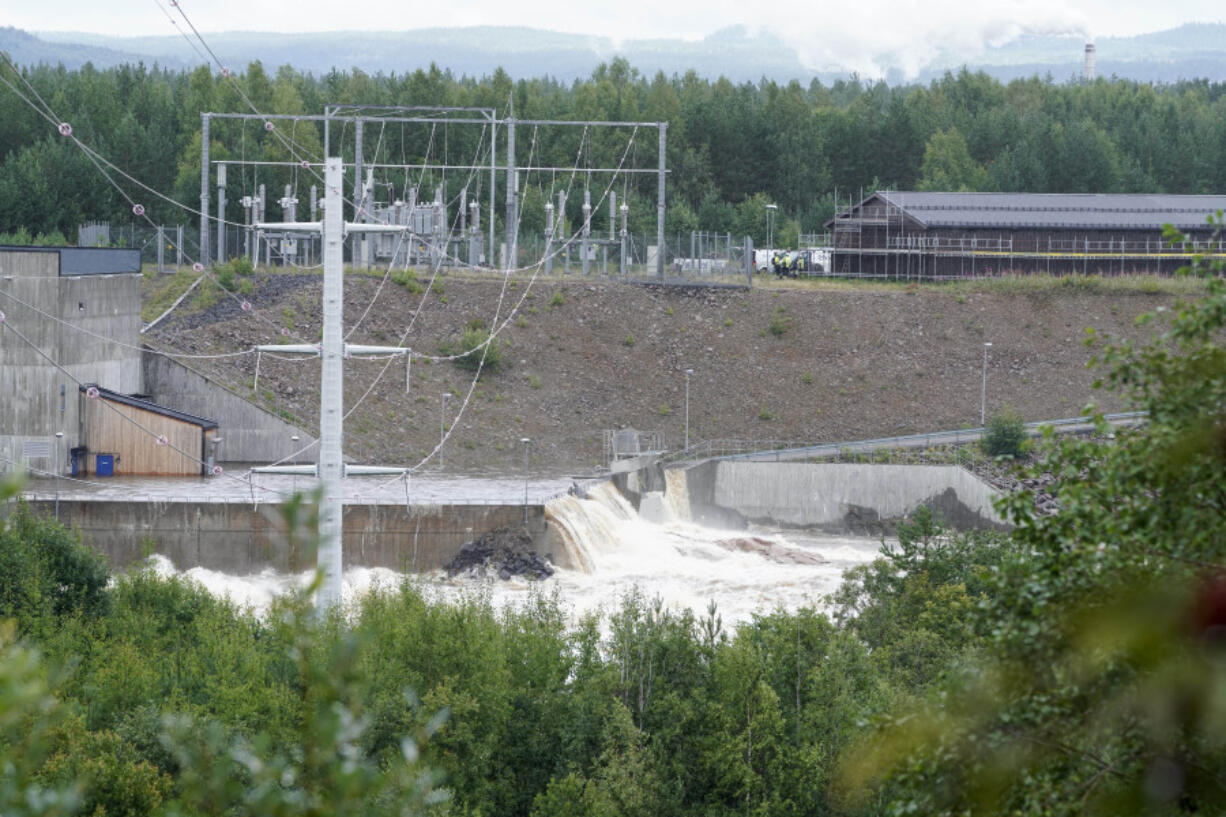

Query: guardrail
left=659, top=411, right=1148, bottom=467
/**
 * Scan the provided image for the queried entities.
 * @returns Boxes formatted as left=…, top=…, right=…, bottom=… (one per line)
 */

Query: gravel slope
left=145, top=270, right=1175, bottom=475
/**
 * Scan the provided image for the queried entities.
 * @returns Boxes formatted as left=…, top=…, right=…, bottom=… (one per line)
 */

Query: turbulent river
left=150, top=480, right=885, bottom=626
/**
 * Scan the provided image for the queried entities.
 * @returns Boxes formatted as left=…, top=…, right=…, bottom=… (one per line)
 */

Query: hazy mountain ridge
left=9, top=22, right=1226, bottom=84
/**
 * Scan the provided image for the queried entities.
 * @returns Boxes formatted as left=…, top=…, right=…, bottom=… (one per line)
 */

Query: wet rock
left=445, top=526, right=556, bottom=580
left=716, top=536, right=825, bottom=565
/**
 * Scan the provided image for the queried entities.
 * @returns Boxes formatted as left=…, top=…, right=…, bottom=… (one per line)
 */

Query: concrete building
left=0, top=246, right=142, bottom=476
left=1, top=245, right=314, bottom=477
left=828, top=192, right=1226, bottom=279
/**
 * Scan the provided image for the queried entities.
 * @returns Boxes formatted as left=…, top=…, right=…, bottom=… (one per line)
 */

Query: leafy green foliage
left=0, top=503, right=110, bottom=632
left=982, top=405, right=1029, bottom=458
left=768, top=307, right=790, bottom=337
left=391, top=269, right=424, bottom=294
left=839, top=219, right=1226, bottom=814
left=440, top=319, right=502, bottom=374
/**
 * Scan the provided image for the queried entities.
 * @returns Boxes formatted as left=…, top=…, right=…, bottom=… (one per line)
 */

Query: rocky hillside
left=144, top=270, right=1184, bottom=474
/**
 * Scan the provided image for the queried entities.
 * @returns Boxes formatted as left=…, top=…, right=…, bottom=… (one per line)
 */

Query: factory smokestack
left=1083, top=42, right=1096, bottom=81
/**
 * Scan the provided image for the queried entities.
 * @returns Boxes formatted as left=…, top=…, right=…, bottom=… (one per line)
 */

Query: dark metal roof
left=0, top=245, right=141, bottom=275
left=80, top=383, right=219, bottom=430
left=843, top=192, right=1226, bottom=231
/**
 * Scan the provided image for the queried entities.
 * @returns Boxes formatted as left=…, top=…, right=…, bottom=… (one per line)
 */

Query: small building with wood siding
left=80, top=384, right=218, bottom=476
left=827, top=191, right=1226, bottom=279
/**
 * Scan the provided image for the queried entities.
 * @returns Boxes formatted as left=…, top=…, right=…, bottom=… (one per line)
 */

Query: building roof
left=80, top=384, right=219, bottom=430
left=0, top=245, right=141, bottom=276
left=843, top=192, right=1226, bottom=231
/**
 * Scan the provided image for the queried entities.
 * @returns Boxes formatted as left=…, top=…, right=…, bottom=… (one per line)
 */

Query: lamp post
left=981, top=342, right=992, bottom=426
left=520, top=437, right=531, bottom=524
left=54, top=431, right=63, bottom=520
left=765, top=204, right=777, bottom=251
left=290, top=434, right=300, bottom=493
left=440, top=393, right=452, bottom=470
left=684, top=368, right=693, bottom=450
left=210, top=436, right=223, bottom=476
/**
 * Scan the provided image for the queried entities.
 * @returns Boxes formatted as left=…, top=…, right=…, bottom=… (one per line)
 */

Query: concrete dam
left=15, top=460, right=1006, bottom=578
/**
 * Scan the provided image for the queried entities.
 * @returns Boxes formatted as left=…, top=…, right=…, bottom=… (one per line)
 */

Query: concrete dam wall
left=22, top=499, right=564, bottom=575
left=679, top=461, right=1007, bottom=533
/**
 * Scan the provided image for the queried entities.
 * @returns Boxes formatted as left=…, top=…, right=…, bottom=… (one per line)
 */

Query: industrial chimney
left=1083, top=42, right=1096, bottom=81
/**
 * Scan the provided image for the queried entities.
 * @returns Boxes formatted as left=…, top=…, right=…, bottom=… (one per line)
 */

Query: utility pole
left=505, top=114, right=516, bottom=270
left=684, top=368, right=693, bottom=450
left=252, top=157, right=409, bottom=612
left=657, top=123, right=667, bottom=278
left=981, top=342, right=992, bottom=426
left=199, top=113, right=210, bottom=266
left=216, top=163, right=227, bottom=263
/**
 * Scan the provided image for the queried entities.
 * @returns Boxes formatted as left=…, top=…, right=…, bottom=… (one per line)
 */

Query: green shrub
left=982, top=406, right=1028, bottom=458
left=441, top=320, right=502, bottom=374
left=216, top=265, right=237, bottom=292
left=624, top=333, right=636, bottom=347
left=0, top=503, right=110, bottom=629
left=548, top=291, right=564, bottom=309
left=768, top=308, right=791, bottom=337
left=391, top=269, right=424, bottom=294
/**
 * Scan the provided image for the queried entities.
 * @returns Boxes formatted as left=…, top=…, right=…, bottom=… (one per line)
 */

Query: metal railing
left=660, top=411, right=1148, bottom=467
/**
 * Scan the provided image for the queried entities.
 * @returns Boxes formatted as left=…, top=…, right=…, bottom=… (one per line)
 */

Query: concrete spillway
left=627, top=460, right=1007, bottom=533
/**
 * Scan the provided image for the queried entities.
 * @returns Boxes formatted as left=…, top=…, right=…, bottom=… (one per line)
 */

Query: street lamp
left=684, top=368, right=694, bottom=450
left=520, top=437, right=531, bottom=524
left=290, top=435, right=300, bottom=493
left=210, top=436, right=223, bottom=476
left=440, top=393, right=452, bottom=470
left=54, top=431, right=63, bottom=520
left=981, top=342, right=992, bottom=426
left=765, top=204, right=778, bottom=251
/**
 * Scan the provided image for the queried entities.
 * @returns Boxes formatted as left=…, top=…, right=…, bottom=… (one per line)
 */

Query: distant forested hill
left=9, top=23, right=1226, bottom=84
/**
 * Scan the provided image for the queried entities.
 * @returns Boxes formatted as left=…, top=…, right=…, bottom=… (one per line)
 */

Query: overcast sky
left=14, top=0, right=1226, bottom=76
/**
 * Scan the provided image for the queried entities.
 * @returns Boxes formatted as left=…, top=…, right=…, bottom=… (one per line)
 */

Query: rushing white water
left=145, top=479, right=885, bottom=628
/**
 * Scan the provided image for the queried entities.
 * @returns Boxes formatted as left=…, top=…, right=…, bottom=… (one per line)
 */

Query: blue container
left=95, top=454, right=115, bottom=477
left=70, top=446, right=88, bottom=477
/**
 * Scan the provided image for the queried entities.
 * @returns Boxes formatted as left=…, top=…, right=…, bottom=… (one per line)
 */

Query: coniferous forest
left=4, top=58, right=1226, bottom=247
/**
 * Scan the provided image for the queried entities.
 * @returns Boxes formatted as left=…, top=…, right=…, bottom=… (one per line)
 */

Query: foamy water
left=145, top=480, right=885, bottom=627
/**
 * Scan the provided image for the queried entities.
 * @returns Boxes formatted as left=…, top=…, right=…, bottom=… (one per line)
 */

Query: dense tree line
left=3, top=57, right=1226, bottom=248
left=1, top=236, right=1224, bottom=812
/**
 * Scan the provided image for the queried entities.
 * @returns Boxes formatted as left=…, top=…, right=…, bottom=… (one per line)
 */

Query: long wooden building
left=827, top=192, right=1226, bottom=279
left=79, top=384, right=219, bottom=477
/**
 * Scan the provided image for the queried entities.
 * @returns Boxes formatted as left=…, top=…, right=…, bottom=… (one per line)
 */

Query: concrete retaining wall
left=142, top=351, right=317, bottom=464
left=22, top=499, right=560, bottom=574
left=680, top=460, right=1007, bottom=533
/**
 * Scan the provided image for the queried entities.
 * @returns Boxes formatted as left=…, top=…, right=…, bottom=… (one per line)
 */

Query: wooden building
left=827, top=192, right=1226, bottom=279
left=79, top=384, right=218, bottom=477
